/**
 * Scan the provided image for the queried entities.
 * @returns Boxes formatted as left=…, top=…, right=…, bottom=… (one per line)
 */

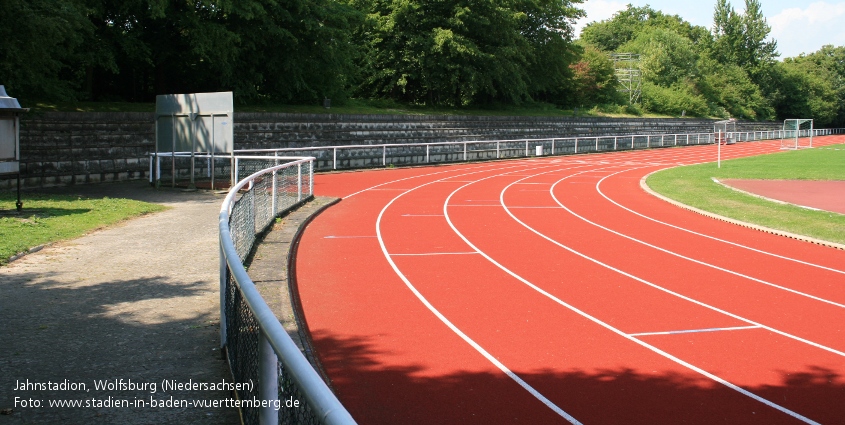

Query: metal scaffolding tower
left=611, top=53, right=642, bottom=104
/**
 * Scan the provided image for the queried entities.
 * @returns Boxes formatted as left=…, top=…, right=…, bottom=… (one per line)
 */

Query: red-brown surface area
left=295, top=136, right=845, bottom=424
left=721, top=179, right=845, bottom=215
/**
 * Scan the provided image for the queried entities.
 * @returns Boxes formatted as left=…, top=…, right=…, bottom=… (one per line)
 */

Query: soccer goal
left=781, top=119, right=813, bottom=149
left=714, top=119, right=737, bottom=145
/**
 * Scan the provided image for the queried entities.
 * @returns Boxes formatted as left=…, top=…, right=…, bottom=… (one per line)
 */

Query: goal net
left=781, top=119, right=813, bottom=149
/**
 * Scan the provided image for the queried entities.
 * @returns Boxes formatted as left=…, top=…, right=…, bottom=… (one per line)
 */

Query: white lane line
left=507, top=167, right=845, bottom=358
left=547, top=171, right=845, bottom=309
left=505, top=206, right=564, bottom=209
left=323, top=236, right=377, bottom=239
left=344, top=161, right=514, bottom=198
left=628, top=325, right=762, bottom=337
left=598, top=170, right=845, bottom=275
left=439, top=169, right=821, bottom=424
left=390, top=252, right=479, bottom=256
left=376, top=163, right=585, bottom=424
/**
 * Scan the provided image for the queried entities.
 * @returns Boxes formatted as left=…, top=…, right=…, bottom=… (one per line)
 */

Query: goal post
left=781, top=119, right=813, bottom=149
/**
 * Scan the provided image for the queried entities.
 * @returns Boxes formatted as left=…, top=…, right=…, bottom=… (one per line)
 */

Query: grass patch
left=23, top=99, right=680, bottom=119
left=647, top=144, right=845, bottom=245
left=0, top=192, right=166, bottom=264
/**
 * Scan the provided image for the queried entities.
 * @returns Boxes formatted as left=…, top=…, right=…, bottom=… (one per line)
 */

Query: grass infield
left=0, top=193, right=166, bottom=264
left=646, top=144, right=845, bottom=245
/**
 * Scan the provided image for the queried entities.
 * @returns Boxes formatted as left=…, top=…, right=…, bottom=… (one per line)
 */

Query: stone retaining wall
left=1, top=112, right=781, bottom=189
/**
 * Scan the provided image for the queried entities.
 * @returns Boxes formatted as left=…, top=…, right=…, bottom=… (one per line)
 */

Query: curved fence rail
left=219, top=156, right=357, bottom=425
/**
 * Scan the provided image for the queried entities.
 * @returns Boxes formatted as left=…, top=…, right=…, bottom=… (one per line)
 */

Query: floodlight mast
left=612, top=53, right=642, bottom=104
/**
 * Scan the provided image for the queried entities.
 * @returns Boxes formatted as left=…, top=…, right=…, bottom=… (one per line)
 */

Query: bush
left=641, top=82, right=708, bottom=116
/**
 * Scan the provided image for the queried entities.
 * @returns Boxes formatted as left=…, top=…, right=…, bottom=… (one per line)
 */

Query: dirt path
left=0, top=181, right=240, bottom=424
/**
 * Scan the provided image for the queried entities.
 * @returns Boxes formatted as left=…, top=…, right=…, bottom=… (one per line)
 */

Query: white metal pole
left=718, top=130, right=721, bottom=168
left=297, top=163, right=302, bottom=202
left=258, top=335, right=280, bottom=425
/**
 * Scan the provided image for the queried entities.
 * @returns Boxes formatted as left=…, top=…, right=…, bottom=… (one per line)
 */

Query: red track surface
left=720, top=179, right=845, bottom=215
left=296, top=137, right=845, bottom=424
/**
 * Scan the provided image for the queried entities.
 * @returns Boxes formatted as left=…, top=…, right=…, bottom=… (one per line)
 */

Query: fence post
left=272, top=154, right=278, bottom=214
left=614, top=136, right=617, bottom=150
left=575, top=138, right=578, bottom=154
left=525, top=140, right=529, bottom=157
left=259, top=335, right=280, bottom=425
left=552, top=139, right=555, bottom=155
left=309, top=160, right=314, bottom=196
left=297, top=163, right=302, bottom=202
left=496, top=141, right=500, bottom=158
left=426, top=145, right=430, bottom=163
left=595, top=138, right=598, bottom=151
left=383, top=145, right=386, bottom=166
left=631, top=137, right=635, bottom=149
left=333, top=148, right=337, bottom=170
left=234, top=157, right=239, bottom=184
left=464, top=143, right=467, bottom=161
left=219, top=247, right=227, bottom=350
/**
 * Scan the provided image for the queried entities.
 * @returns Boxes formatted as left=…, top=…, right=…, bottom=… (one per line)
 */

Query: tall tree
left=0, top=0, right=92, bottom=100
left=353, top=0, right=584, bottom=106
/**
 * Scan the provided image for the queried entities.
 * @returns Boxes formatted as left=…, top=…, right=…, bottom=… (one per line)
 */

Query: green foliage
left=619, top=28, right=698, bottom=87
left=0, top=0, right=93, bottom=100
left=697, top=55, right=773, bottom=120
left=352, top=0, right=584, bottom=106
left=566, top=44, right=620, bottom=107
left=641, top=82, right=708, bottom=117
left=581, top=5, right=711, bottom=53
left=767, top=59, right=838, bottom=126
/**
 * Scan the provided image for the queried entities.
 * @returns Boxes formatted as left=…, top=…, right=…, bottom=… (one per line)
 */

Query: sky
left=574, top=0, right=845, bottom=58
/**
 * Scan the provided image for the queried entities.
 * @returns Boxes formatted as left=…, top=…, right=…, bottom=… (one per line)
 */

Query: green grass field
left=646, top=144, right=845, bottom=245
left=0, top=193, right=166, bottom=264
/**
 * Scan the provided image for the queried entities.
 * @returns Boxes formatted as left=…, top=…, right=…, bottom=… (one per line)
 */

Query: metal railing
left=219, top=156, right=356, bottom=425
left=151, top=128, right=843, bottom=187
left=232, top=128, right=842, bottom=171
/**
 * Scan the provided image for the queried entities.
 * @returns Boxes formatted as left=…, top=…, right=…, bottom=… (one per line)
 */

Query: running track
left=295, top=137, right=845, bottom=424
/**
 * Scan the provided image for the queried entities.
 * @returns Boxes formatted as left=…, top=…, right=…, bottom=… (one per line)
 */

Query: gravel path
left=0, top=181, right=240, bottom=424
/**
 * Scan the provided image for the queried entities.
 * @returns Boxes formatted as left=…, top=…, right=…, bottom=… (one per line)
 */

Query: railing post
left=219, top=246, right=227, bottom=350
left=551, top=139, right=555, bottom=155
left=631, top=137, right=634, bottom=149
left=333, top=148, right=337, bottom=170
left=661, top=135, right=665, bottom=146
left=674, top=134, right=677, bottom=146
left=383, top=145, right=386, bottom=166
left=595, top=138, right=598, bottom=151
left=271, top=156, right=278, bottom=215
left=575, top=138, right=578, bottom=154
left=525, top=140, right=529, bottom=157
left=234, top=157, right=239, bottom=184
left=647, top=136, right=650, bottom=148
left=464, top=142, right=467, bottom=161
left=259, top=334, right=280, bottom=425
left=426, top=145, right=430, bottom=163
left=297, top=163, right=302, bottom=202
left=614, top=136, right=617, bottom=150
left=309, top=160, right=314, bottom=196
left=497, top=141, right=500, bottom=158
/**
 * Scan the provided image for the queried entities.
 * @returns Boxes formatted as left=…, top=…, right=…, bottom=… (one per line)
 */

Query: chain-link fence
left=219, top=157, right=355, bottom=425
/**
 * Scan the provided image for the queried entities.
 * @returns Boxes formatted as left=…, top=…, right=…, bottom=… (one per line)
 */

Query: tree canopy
left=0, top=0, right=842, bottom=125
